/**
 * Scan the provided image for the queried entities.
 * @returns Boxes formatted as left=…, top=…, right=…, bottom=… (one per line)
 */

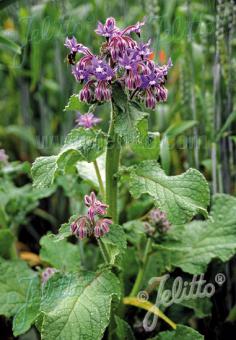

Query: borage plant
left=1, top=17, right=236, bottom=340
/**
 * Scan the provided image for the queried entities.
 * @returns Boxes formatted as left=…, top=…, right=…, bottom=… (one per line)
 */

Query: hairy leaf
left=152, top=324, right=204, bottom=339
left=64, top=94, right=82, bottom=111
left=40, top=233, right=80, bottom=271
left=154, top=194, right=236, bottom=274
left=0, top=259, right=41, bottom=336
left=40, top=270, right=120, bottom=340
left=123, top=160, right=209, bottom=224
left=0, top=229, right=15, bottom=259
left=112, top=83, right=148, bottom=143
left=32, top=129, right=106, bottom=188
left=31, top=156, right=58, bottom=188
left=103, top=224, right=127, bottom=266
left=114, top=315, right=135, bottom=340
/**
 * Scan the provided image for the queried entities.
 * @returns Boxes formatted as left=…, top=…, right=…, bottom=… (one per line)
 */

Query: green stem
left=93, top=160, right=105, bottom=199
left=97, top=239, right=109, bottom=264
left=105, top=103, right=121, bottom=223
left=93, top=161, right=110, bottom=264
left=129, top=238, right=152, bottom=297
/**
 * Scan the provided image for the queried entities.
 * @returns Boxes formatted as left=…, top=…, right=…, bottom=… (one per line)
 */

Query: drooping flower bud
left=94, top=218, right=112, bottom=238
left=70, top=216, right=92, bottom=239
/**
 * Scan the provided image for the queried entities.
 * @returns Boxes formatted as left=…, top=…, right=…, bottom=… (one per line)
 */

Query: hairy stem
left=93, top=160, right=105, bottom=199
left=93, top=161, right=110, bottom=264
left=105, top=103, right=121, bottom=223
left=97, top=239, right=109, bottom=264
left=129, top=238, right=152, bottom=297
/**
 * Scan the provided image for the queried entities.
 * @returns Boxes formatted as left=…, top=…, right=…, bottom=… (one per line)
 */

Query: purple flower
left=65, top=37, right=93, bottom=56
left=108, top=35, right=136, bottom=62
left=121, top=20, right=145, bottom=37
left=76, top=112, right=101, bottom=129
left=95, top=80, right=112, bottom=101
left=148, top=208, right=171, bottom=233
left=0, top=149, right=8, bottom=163
left=72, top=64, right=90, bottom=83
left=95, top=17, right=119, bottom=38
left=64, top=36, right=79, bottom=52
left=70, top=192, right=111, bottom=240
left=84, top=192, right=108, bottom=220
left=41, top=267, right=58, bottom=284
left=65, top=17, right=172, bottom=110
left=71, top=216, right=92, bottom=239
left=118, top=52, right=137, bottom=71
left=94, top=218, right=112, bottom=238
left=145, top=89, right=156, bottom=109
left=149, top=208, right=167, bottom=222
left=155, top=85, right=168, bottom=102
left=132, top=40, right=152, bottom=60
left=91, top=58, right=114, bottom=81
left=79, top=81, right=94, bottom=103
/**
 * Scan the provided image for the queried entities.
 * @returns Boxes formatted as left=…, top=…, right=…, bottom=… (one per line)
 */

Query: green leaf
left=64, top=94, right=81, bottom=111
left=54, top=222, right=72, bottom=241
left=164, top=276, right=212, bottom=318
left=132, top=131, right=160, bottom=161
left=32, top=156, right=58, bottom=189
left=32, top=129, right=106, bottom=188
left=40, top=270, right=121, bottom=340
left=77, top=154, right=105, bottom=189
left=164, top=121, right=198, bottom=138
left=0, top=180, right=54, bottom=230
left=0, top=229, right=15, bottom=259
left=154, top=194, right=236, bottom=274
left=178, top=296, right=212, bottom=318
left=112, top=83, right=148, bottom=143
left=0, top=259, right=41, bottom=336
left=61, top=128, right=106, bottom=163
left=123, top=220, right=146, bottom=245
left=152, top=324, right=204, bottom=339
left=124, top=161, right=209, bottom=224
left=103, top=224, right=127, bottom=266
left=40, top=233, right=80, bottom=271
left=114, top=315, right=135, bottom=340
left=0, top=34, right=21, bottom=55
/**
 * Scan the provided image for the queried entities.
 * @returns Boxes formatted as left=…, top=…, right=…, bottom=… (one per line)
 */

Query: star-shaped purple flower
left=75, top=112, right=102, bottom=129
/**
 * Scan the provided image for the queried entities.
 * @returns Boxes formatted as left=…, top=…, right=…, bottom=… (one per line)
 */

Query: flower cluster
left=0, top=149, right=8, bottom=163
left=65, top=17, right=172, bottom=109
left=75, top=112, right=101, bottom=129
left=144, top=208, right=171, bottom=237
left=71, top=192, right=112, bottom=239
